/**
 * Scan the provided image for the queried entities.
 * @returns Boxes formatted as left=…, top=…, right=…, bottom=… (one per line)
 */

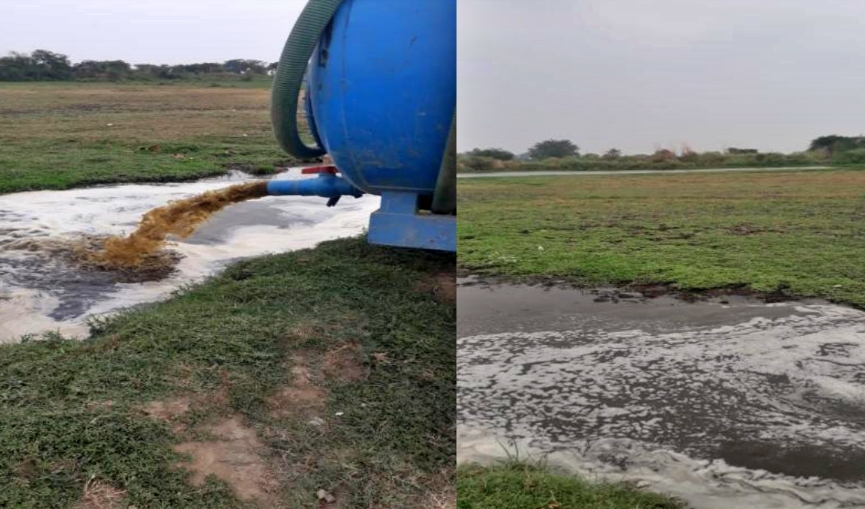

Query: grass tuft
left=456, top=460, right=687, bottom=509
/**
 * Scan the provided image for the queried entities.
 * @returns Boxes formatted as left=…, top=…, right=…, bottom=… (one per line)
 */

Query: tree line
left=467, top=135, right=865, bottom=162
left=459, top=135, right=865, bottom=172
left=0, top=49, right=277, bottom=82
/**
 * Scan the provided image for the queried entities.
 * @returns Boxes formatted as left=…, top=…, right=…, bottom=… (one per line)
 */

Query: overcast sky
left=2, top=0, right=306, bottom=65
left=458, top=0, right=865, bottom=154
left=4, top=1, right=865, bottom=155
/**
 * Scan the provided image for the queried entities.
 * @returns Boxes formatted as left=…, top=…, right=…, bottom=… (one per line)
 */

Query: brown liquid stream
left=29, top=181, right=269, bottom=281
left=5, top=181, right=270, bottom=282
left=90, top=181, right=269, bottom=267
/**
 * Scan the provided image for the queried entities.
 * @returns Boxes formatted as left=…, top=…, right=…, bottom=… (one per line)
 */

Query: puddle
left=457, top=282, right=865, bottom=508
left=0, top=169, right=380, bottom=343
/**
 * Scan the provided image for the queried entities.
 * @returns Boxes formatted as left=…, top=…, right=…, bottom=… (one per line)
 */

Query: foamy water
left=458, top=284, right=865, bottom=508
left=458, top=428, right=865, bottom=509
left=0, top=170, right=380, bottom=343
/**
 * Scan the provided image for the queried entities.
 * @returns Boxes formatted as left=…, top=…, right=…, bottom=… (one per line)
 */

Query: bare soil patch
left=173, top=416, right=275, bottom=503
left=141, top=397, right=191, bottom=422
left=323, top=341, right=368, bottom=382
left=415, top=271, right=456, bottom=303
left=268, top=353, right=327, bottom=419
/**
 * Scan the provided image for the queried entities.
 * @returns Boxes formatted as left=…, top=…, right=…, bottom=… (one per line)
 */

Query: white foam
left=458, top=304, right=865, bottom=507
left=458, top=427, right=865, bottom=509
left=0, top=288, right=88, bottom=340
left=0, top=170, right=381, bottom=343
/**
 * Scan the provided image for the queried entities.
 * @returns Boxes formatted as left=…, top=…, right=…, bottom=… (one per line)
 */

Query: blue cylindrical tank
left=305, top=0, right=456, bottom=196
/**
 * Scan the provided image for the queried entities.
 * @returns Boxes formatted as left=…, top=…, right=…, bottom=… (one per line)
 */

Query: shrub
left=678, top=148, right=699, bottom=163
left=457, top=156, right=497, bottom=172
left=832, top=148, right=865, bottom=165
left=528, top=139, right=579, bottom=160
left=698, top=151, right=729, bottom=165
left=652, top=149, right=676, bottom=163
left=468, top=148, right=515, bottom=161
left=603, top=148, right=622, bottom=160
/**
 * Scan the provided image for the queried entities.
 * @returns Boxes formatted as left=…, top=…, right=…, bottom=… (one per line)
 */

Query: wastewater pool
left=0, top=169, right=380, bottom=343
left=458, top=281, right=865, bottom=509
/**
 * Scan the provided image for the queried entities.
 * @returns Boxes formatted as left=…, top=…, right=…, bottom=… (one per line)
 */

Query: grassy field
left=457, top=462, right=684, bottom=509
left=458, top=169, right=865, bottom=308
left=0, top=238, right=455, bottom=508
left=0, top=81, right=456, bottom=508
left=0, top=81, right=310, bottom=194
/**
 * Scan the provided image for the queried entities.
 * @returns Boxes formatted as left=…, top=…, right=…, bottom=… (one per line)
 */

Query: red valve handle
left=301, top=165, right=338, bottom=175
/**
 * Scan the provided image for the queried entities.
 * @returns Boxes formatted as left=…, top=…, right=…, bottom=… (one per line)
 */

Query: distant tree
left=808, top=135, right=846, bottom=152
left=74, top=60, right=131, bottom=81
left=130, top=63, right=183, bottom=80
left=0, top=52, right=32, bottom=80
left=186, top=62, right=224, bottom=75
left=652, top=149, right=676, bottom=162
left=132, top=63, right=159, bottom=78
left=73, top=60, right=104, bottom=79
left=30, top=49, right=73, bottom=80
left=201, top=62, right=225, bottom=74
left=726, top=147, right=759, bottom=154
left=602, top=148, right=622, bottom=160
left=154, top=65, right=179, bottom=80
left=0, top=50, right=72, bottom=81
left=104, top=61, right=130, bottom=82
left=678, top=145, right=699, bottom=162
left=808, top=135, right=865, bottom=153
left=224, top=59, right=267, bottom=75
left=527, top=139, right=579, bottom=160
left=0, top=51, right=277, bottom=82
left=469, top=148, right=514, bottom=161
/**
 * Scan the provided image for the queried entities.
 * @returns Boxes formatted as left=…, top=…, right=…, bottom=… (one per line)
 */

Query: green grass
left=457, top=462, right=685, bottom=509
left=0, top=237, right=455, bottom=508
left=458, top=169, right=865, bottom=307
left=0, top=82, right=312, bottom=195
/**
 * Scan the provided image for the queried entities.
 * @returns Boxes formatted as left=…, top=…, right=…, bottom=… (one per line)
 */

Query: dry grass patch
left=76, top=477, right=126, bottom=509
left=414, top=468, right=456, bottom=509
